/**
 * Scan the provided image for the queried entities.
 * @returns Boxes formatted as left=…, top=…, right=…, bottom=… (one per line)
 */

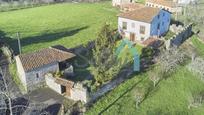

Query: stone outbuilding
left=15, top=45, right=76, bottom=92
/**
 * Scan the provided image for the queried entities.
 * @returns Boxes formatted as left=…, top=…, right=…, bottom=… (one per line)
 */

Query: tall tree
left=90, top=24, right=122, bottom=85
left=149, top=69, right=161, bottom=87
left=134, top=87, right=144, bottom=109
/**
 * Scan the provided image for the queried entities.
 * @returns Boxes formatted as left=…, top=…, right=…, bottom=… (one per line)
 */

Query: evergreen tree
left=90, top=24, right=122, bottom=85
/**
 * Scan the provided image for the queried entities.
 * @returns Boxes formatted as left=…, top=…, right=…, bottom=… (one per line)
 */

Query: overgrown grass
left=0, top=1, right=118, bottom=53
left=86, top=73, right=145, bottom=114
left=136, top=0, right=146, bottom=4
left=191, top=35, right=204, bottom=57
left=9, top=62, right=26, bottom=93
left=86, top=66, right=204, bottom=115
left=164, top=30, right=176, bottom=40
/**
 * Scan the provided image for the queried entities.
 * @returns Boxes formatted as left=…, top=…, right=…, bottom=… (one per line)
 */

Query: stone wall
left=45, top=74, right=62, bottom=94
left=166, top=23, right=192, bottom=49
left=45, top=74, right=89, bottom=103
left=26, top=62, right=59, bottom=92
left=70, top=83, right=88, bottom=103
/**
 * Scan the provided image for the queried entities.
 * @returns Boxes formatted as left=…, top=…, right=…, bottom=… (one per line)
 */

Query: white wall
left=25, top=62, right=59, bottom=92
left=178, top=0, right=195, bottom=4
left=118, top=17, right=151, bottom=42
left=15, top=56, right=27, bottom=91
left=112, top=0, right=131, bottom=6
left=71, top=86, right=88, bottom=103
left=45, top=75, right=62, bottom=94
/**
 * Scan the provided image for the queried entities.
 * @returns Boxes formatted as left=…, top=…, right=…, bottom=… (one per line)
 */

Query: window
left=140, top=26, right=145, bottom=34
left=158, top=15, right=160, bottom=19
left=36, top=73, right=39, bottom=78
left=163, top=13, right=165, bottom=17
left=122, top=22, right=127, bottom=30
left=131, top=23, right=135, bottom=28
left=141, top=37, right=145, bottom=41
left=157, top=23, right=160, bottom=30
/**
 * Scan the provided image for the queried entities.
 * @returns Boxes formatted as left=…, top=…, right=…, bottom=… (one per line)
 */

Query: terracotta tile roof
left=146, top=0, right=176, bottom=7
left=18, top=45, right=76, bottom=72
left=142, top=37, right=158, bottom=46
left=119, top=7, right=161, bottom=23
left=120, top=3, right=145, bottom=12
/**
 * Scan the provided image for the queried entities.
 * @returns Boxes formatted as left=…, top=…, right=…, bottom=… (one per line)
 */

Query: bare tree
left=188, top=57, right=204, bottom=81
left=134, top=87, right=144, bottom=109
left=0, top=67, right=49, bottom=115
left=149, top=69, right=161, bottom=87
left=184, top=1, right=204, bottom=38
left=158, top=47, right=186, bottom=75
left=188, top=91, right=204, bottom=109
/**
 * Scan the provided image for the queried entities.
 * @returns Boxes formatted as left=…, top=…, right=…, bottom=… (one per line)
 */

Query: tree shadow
left=44, top=103, right=61, bottom=115
left=0, top=26, right=89, bottom=54
left=11, top=97, right=29, bottom=115
left=98, top=78, right=144, bottom=114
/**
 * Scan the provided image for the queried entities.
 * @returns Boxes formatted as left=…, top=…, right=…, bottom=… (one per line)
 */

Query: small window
left=141, top=37, right=145, bottom=41
left=122, top=22, right=127, bottom=30
left=157, top=23, right=160, bottom=30
left=163, top=13, right=165, bottom=17
left=140, top=26, right=146, bottom=34
left=36, top=73, right=39, bottom=78
left=131, top=23, right=135, bottom=28
left=158, top=15, right=160, bottom=19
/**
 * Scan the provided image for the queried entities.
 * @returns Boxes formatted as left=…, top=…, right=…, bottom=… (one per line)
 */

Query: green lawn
left=191, top=35, right=204, bottom=57
left=87, top=66, right=204, bottom=115
left=0, top=1, right=118, bottom=53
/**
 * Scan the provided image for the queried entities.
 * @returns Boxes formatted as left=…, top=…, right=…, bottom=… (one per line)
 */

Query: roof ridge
left=49, top=46, right=73, bottom=55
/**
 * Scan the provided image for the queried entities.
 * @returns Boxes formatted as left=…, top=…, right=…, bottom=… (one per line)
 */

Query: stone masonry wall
left=166, top=23, right=192, bottom=49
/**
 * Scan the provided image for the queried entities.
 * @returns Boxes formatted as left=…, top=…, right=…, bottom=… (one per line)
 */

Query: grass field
left=191, top=35, right=204, bottom=57
left=0, top=1, right=118, bottom=53
left=87, top=66, right=204, bottom=115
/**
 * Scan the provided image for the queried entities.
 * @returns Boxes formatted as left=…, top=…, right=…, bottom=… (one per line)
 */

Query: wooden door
left=130, top=33, right=135, bottom=42
left=66, top=86, right=71, bottom=96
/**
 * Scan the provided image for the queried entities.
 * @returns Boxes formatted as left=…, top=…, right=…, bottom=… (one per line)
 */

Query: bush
left=9, top=62, right=26, bottom=93
left=54, top=71, right=63, bottom=78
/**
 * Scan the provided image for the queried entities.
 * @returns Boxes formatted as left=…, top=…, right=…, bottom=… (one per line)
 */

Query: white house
left=118, top=7, right=171, bottom=43
left=145, top=0, right=182, bottom=13
left=15, top=45, right=76, bottom=92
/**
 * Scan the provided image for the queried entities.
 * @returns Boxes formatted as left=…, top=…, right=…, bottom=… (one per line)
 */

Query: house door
left=130, top=33, right=135, bottom=42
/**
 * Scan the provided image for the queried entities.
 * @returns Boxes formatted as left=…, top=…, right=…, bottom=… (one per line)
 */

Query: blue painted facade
left=150, top=10, right=171, bottom=36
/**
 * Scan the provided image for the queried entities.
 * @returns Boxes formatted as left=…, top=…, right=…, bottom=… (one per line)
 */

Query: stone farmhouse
left=145, top=0, right=182, bottom=13
left=15, top=45, right=76, bottom=92
left=15, top=45, right=89, bottom=102
left=118, top=7, right=171, bottom=44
